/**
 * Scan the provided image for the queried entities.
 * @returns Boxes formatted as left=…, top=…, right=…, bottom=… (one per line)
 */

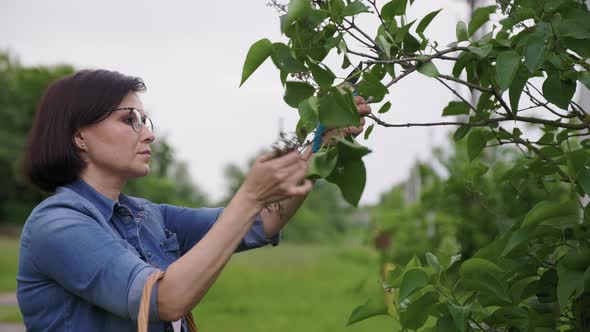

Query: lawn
left=0, top=237, right=399, bottom=331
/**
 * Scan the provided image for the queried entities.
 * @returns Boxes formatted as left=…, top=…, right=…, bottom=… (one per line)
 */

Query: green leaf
left=284, top=81, right=315, bottom=108
left=378, top=101, right=392, bottom=114
left=486, top=307, right=529, bottom=329
left=453, top=125, right=471, bottom=141
left=578, top=169, right=590, bottom=195
left=271, top=43, right=308, bottom=73
left=403, top=33, right=420, bottom=53
left=467, top=44, right=492, bottom=58
left=417, top=60, right=440, bottom=78
left=399, top=291, right=439, bottom=330
left=307, top=148, right=338, bottom=178
left=557, top=19, right=590, bottom=39
left=542, top=74, right=576, bottom=109
left=318, top=88, right=360, bottom=127
left=327, top=158, right=366, bottom=206
left=442, top=101, right=470, bottom=116
left=394, top=20, right=416, bottom=43
left=364, top=123, right=374, bottom=140
left=356, top=71, right=389, bottom=102
left=329, top=0, right=345, bottom=21
left=240, top=38, right=274, bottom=86
left=406, top=255, right=423, bottom=269
left=399, top=268, right=429, bottom=301
left=286, top=0, right=312, bottom=27
left=501, top=228, right=530, bottom=257
left=381, top=0, right=407, bottom=21
left=336, top=137, right=372, bottom=161
left=306, top=59, right=335, bottom=89
left=436, top=315, right=457, bottom=332
left=468, top=5, right=496, bottom=37
left=579, top=71, right=590, bottom=90
left=509, top=65, right=529, bottom=114
left=425, top=252, right=441, bottom=273
left=467, top=130, right=487, bottom=160
left=342, top=0, right=369, bottom=16
left=524, top=33, right=545, bottom=73
left=296, top=96, right=319, bottom=140
left=448, top=303, right=469, bottom=332
left=416, top=9, right=442, bottom=34
left=376, top=35, right=393, bottom=58
left=521, top=200, right=579, bottom=228
left=557, top=260, right=586, bottom=311
left=460, top=258, right=511, bottom=304
left=346, top=297, right=389, bottom=326
left=509, top=275, right=539, bottom=303
left=496, top=50, right=521, bottom=92
left=456, top=21, right=469, bottom=42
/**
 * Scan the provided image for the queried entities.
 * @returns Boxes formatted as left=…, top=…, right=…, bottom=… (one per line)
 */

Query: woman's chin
left=128, top=165, right=150, bottom=179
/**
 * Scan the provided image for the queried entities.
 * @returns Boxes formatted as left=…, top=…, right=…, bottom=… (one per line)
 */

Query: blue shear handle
left=311, top=91, right=358, bottom=153
left=311, top=123, right=327, bottom=153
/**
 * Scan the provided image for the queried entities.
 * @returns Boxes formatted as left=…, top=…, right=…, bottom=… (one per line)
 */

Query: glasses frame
left=112, top=107, right=154, bottom=133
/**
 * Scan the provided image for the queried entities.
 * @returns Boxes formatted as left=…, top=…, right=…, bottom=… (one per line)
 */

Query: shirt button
left=124, top=216, right=130, bottom=222
left=138, top=211, right=144, bottom=216
left=135, top=217, right=141, bottom=223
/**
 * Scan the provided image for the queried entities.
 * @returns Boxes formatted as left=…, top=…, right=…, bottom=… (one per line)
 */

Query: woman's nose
left=141, top=128, right=155, bottom=143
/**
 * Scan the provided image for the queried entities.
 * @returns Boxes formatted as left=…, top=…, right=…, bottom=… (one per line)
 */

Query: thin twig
left=438, top=74, right=494, bottom=94
left=346, top=47, right=380, bottom=60
left=435, top=77, right=477, bottom=112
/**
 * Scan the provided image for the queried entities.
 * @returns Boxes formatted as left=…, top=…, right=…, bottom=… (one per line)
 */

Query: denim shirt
left=17, top=179, right=280, bottom=332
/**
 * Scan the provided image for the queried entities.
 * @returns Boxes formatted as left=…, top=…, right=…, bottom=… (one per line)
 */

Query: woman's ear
left=74, top=130, right=87, bottom=151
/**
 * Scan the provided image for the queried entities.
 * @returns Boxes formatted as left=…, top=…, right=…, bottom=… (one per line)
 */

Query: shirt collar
left=65, top=179, right=118, bottom=221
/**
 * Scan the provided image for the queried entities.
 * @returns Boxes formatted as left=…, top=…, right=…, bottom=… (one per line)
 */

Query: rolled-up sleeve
left=27, top=207, right=161, bottom=322
left=159, top=204, right=280, bottom=255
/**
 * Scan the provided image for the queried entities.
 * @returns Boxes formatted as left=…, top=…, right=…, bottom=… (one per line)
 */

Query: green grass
left=0, top=306, right=22, bottom=323
left=0, top=237, right=400, bottom=330
left=193, top=243, right=400, bottom=331
left=0, top=236, right=19, bottom=293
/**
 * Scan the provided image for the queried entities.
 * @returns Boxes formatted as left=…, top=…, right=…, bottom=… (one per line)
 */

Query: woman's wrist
left=233, top=186, right=264, bottom=214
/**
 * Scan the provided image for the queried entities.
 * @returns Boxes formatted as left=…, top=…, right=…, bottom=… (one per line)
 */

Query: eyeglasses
left=113, top=107, right=154, bottom=133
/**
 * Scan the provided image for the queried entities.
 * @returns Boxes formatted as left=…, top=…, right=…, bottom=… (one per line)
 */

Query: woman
left=17, top=69, right=370, bottom=332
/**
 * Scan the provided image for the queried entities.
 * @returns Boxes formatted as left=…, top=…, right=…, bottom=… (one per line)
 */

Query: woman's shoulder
left=23, top=187, right=99, bottom=231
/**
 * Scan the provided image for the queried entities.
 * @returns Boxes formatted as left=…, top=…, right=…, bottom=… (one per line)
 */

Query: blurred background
left=1, top=0, right=589, bottom=331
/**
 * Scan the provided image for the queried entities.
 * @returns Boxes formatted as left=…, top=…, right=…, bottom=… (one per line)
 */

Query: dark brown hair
left=21, top=69, right=146, bottom=192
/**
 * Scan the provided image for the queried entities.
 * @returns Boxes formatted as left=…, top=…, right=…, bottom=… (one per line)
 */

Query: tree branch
left=367, top=113, right=589, bottom=130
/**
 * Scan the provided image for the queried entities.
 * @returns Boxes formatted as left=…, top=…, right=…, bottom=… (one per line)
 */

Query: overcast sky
left=1, top=0, right=477, bottom=205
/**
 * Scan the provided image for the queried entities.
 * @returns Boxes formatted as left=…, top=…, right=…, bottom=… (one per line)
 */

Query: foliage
left=0, top=52, right=208, bottom=222
left=244, top=0, right=590, bottom=329
left=0, top=53, right=74, bottom=224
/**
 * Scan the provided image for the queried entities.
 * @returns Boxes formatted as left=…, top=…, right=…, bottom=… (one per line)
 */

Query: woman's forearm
left=156, top=187, right=261, bottom=321
left=259, top=151, right=315, bottom=238
left=259, top=192, right=310, bottom=239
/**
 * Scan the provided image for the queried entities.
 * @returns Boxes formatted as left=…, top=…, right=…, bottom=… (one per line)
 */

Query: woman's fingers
left=301, top=147, right=313, bottom=161
left=287, top=179, right=314, bottom=196
left=256, top=152, right=277, bottom=164
left=269, top=150, right=301, bottom=168
left=354, top=96, right=371, bottom=116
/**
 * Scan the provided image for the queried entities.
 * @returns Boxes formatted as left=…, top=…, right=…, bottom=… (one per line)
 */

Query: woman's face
left=75, top=92, right=155, bottom=181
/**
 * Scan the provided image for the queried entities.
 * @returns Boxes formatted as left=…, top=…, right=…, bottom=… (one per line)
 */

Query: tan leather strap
left=138, top=270, right=198, bottom=332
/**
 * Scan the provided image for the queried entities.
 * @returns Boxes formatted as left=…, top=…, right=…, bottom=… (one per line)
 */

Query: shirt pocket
left=160, top=232, right=181, bottom=260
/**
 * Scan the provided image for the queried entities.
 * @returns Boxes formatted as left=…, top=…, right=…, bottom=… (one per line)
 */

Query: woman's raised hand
left=240, top=150, right=313, bottom=209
